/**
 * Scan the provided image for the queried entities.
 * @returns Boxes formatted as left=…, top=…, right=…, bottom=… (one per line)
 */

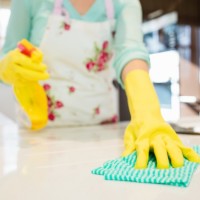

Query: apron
left=38, top=0, right=118, bottom=127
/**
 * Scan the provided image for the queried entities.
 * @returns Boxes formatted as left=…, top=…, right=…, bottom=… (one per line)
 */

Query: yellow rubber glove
left=14, top=81, right=48, bottom=130
left=123, top=70, right=200, bottom=169
left=0, top=39, right=49, bottom=130
left=0, top=49, right=49, bottom=85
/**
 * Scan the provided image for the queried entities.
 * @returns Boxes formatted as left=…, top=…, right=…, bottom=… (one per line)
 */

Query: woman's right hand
left=0, top=48, right=49, bottom=85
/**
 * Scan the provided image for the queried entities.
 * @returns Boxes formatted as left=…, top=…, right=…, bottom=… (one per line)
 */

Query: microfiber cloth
left=92, top=146, right=200, bottom=187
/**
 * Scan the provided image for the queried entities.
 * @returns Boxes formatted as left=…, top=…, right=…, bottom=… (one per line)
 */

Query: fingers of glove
left=134, top=139, right=149, bottom=169
left=164, top=137, right=184, bottom=168
left=12, top=50, right=47, bottom=72
left=181, top=146, right=200, bottom=163
left=122, top=146, right=135, bottom=157
left=122, top=125, right=136, bottom=157
left=31, top=49, right=43, bottom=63
left=123, top=124, right=136, bottom=147
left=152, top=136, right=169, bottom=169
left=17, top=40, right=43, bottom=63
left=14, top=65, right=49, bottom=81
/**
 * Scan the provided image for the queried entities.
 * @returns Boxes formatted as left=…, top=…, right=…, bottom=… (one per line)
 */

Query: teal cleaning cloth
left=92, top=146, right=200, bottom=187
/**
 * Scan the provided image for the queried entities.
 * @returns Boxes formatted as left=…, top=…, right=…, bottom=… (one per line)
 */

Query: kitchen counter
left=0, top=113, right=200, bottom=200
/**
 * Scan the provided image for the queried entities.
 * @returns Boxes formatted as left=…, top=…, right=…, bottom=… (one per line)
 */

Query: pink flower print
left=97, top=60, right=105, bottom=71
left=43, top=84, right=51, bottom=91
left=86, top=61, right=96, bottom=71
left=68, top=86, right=76, bottom=93
left=64, top=23, right=70, bottom=30
left=85, top=41, right=112, bottom=72
left=60, top=22, right=71, bottom=32
left=95, top=107, right=100, bottom=115
left=55, top=101, right=64, bottom=109
left=100, top=115, right=118, bottom=124
left=111, top=115, right=118, bottom=123
left=43, top=83, right=64, bottom=121
left=97, top=51, right=110, bottom=71
left=99, top=51, right=110, bottom=62
left=48, top=112, right=55, bottom=121
left=47, top=96, right=53, bottom=108
left=102, top=41, right=109, bottom=50
left=47, top=97, right=64, bottom=120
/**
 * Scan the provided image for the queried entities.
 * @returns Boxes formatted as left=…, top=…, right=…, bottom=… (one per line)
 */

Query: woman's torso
left=28, top=0, right=124, bottom=46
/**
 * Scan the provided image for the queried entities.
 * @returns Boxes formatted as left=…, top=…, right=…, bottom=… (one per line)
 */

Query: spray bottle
left=14, top=39, right=48, bottom=130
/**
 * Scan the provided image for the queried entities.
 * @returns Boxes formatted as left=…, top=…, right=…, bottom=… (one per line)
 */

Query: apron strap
left=53, top=0, right=70, bottom=24
left=105, top=0, right=114, bottom=19
left=53, top=0, right=63, bottom=15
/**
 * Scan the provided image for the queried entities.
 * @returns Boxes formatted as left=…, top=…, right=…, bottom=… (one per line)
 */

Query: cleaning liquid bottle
left=14, top=39, right=49, bottom=130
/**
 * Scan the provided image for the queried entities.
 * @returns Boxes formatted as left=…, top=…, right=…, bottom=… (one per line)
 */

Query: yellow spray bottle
left=14, top=39, right=49, bottom=130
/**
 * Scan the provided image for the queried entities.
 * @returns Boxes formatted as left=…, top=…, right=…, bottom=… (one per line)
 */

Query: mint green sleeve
left=0, top=0, right=31, bottom=59
left=113, top=0, right=150, bottom=87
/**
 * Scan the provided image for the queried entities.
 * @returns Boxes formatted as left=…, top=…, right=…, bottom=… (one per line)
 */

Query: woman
left=0, top=0, right=199, bottom=169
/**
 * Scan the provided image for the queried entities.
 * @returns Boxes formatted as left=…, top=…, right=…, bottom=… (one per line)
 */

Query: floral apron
left=39, top=0, right=118, bottom=126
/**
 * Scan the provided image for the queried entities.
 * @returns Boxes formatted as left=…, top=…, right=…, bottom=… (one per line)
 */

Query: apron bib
left=38, top=0, right=118, bottom=126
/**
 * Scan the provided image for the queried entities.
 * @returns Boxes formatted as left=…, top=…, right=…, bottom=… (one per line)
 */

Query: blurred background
left=120, top=0, right=200, bottom=122
left=0, top=0, right=200, bottom=122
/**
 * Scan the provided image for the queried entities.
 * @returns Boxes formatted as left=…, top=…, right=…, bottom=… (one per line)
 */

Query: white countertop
left=0, top=113, right=200, bottom=200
